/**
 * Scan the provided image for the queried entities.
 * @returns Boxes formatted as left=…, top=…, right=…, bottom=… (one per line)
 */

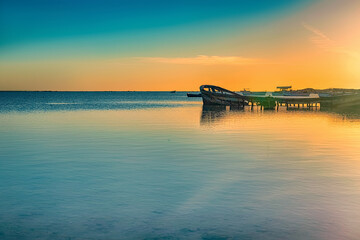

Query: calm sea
left=1, top=91, right=360, bottom=240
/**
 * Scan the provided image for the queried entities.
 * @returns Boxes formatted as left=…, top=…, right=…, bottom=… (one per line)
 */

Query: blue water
left=0, top=91, right=199, bottom=112
left=1, top=92, right=360, bottom=239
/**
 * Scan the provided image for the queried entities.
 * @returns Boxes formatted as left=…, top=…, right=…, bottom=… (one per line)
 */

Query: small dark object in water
left=170, top=90, right=176, bottom=93
left=187, top=93, right=202, bottom=97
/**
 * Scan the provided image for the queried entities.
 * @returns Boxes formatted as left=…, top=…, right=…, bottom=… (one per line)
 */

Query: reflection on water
left=1, top=92, right=360, bottom=240
left=201, top=105, right=360, bottom=126
left=201, top=105, right=227, bottom=125
left=322, top=107, right=360, bottom=121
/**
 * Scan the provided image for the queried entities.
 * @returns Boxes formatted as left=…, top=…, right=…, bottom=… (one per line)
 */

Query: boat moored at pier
left=200, top=85, right=360, bottom=110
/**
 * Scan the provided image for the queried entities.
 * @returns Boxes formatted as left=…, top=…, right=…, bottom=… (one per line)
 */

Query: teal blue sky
left=2, top=0, right=360, bottom=91
left=0, top=0, right=313, bottom=60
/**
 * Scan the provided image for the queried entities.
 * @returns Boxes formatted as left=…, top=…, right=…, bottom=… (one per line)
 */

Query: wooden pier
left=200, top=85, right=360, bottom=110
left=246, top=98, right=321, bottom=110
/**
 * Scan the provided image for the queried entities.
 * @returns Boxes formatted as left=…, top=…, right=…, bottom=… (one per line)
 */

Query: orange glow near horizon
left=1, top=0, right=360, bottom=91
left=1, top=53, right=358, bottom=91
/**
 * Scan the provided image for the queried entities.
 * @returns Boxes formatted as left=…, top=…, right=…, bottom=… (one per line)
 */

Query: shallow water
left=1, top=92, right=360, bottom=239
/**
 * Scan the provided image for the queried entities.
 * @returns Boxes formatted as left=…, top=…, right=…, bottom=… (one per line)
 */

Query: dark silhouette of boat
left=170, top=90, right=176, bottom=93
left=187, top=93, right=202, bottom=97
left=200, top=85, right=247, bottom=107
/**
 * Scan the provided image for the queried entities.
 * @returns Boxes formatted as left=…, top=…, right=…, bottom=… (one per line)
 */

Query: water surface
left=1, top=92, right=360, bottom=239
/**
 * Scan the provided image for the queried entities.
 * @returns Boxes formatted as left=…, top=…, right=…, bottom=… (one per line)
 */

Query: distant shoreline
left=1, top=88, right=359, bottom=93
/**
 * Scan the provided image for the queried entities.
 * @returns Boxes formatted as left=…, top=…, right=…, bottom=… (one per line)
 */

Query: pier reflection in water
left=201, top=105, right=360, bottom=126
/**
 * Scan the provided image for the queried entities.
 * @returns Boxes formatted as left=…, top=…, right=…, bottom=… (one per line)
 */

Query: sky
left=0, top=0, right=360, bottom=91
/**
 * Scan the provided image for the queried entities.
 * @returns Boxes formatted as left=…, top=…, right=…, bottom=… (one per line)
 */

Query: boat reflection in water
left=200, top=105, right=227, bottom=125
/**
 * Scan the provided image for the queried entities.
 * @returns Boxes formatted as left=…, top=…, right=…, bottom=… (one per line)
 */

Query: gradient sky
left=1, top=0, right=359, bottom=91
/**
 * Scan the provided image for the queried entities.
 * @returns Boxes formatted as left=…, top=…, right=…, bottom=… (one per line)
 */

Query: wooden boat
left=187, top=93, right=202, bottom=97
left=200, top=85, right=247, bottom=106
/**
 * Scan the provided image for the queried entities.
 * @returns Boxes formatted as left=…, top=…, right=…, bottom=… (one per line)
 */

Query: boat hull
left=200, top=85, right=247, bottom=106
